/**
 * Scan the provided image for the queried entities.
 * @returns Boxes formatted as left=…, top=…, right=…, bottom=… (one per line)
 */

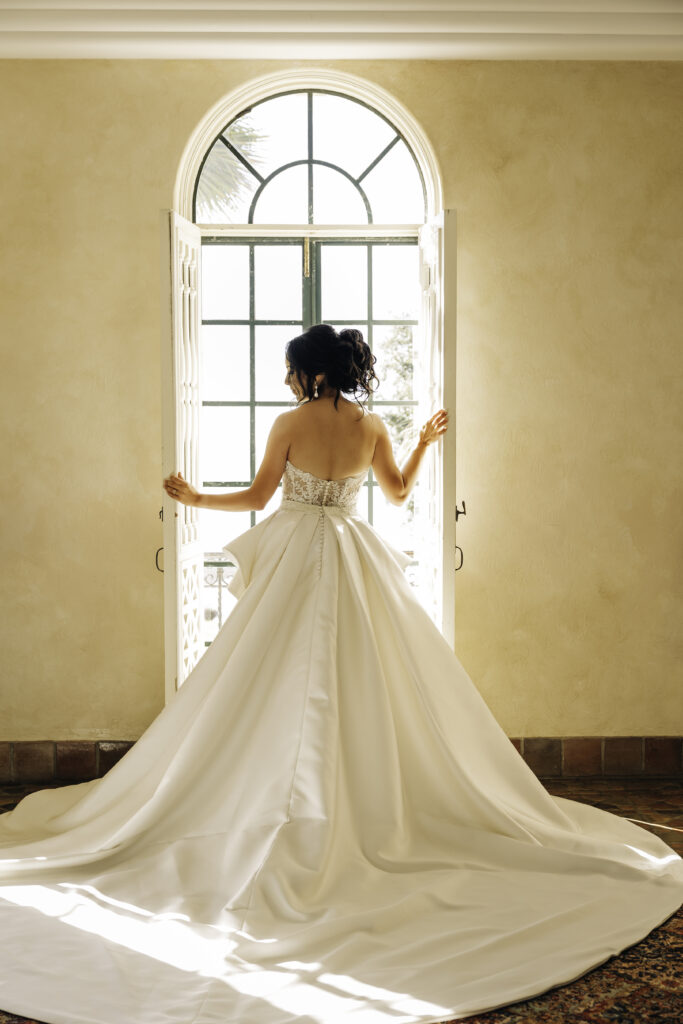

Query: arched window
left=193, top=90, right=426, bottom=226
left=162, top=74, right=453, bottom=696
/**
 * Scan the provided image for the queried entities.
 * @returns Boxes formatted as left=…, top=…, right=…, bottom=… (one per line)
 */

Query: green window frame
left=193, top=89, right=427, bottom=226
left=200, top=234, right=419, bottom=529
left=195, top=87, right=427, bottom=646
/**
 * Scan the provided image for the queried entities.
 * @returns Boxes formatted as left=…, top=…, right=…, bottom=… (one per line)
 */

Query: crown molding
left=0, top=1, right=681, bottom=60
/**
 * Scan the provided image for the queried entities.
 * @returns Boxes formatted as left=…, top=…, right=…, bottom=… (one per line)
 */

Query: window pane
left=254, top=245, right=303, bottom=321
left=252, top=165, right=309, bottom=224
left=255, top=483, right=284, bottom=523
left=372, top=482, right=418, bottom=557
left=372, top=325, right=416, bottom=402
left=313, top=92, right=397, bottom=181
left=313, top=165, right=368, bottom=224
left=199, top=495, right=251, bottom=553
left=320, top=245, right=368, bottom=321
left=202, top=245, right=249, bottom=321
left=228, top=93, right=308, bottom=181
left=195, top=139, right=257, bottom=224
left=328, top=323, right=366, bottom=336
left=355, top=484, right=370, bottom=522
left=379, top=402, right=416, bottom=466
left=256, top=325, right=301, bottom=401
left=200, top=405, right=251, bottom=482
left=372, top=245, right=420, bottom=321
left=255, top=406, right=291, bottom=470
left=202, top=326, right=250, bottom=402
left=362, top=139, right=425, bottom=224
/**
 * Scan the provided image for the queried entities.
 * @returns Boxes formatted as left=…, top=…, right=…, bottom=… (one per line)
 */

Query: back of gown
left=0, top=461, right=681, bottom=1024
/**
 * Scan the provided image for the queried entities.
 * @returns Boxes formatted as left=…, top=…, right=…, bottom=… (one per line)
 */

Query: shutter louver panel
left=415, top=213, right=444, bottom=630
left=161, top=210, right=204, bottom=698
left=415, top=209, right=457, bottom=647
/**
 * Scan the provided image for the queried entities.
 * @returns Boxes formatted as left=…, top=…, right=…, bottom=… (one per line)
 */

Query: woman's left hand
left=163, top=471, right=200, bottom=507
left=418, top=408, right=449, bottom=447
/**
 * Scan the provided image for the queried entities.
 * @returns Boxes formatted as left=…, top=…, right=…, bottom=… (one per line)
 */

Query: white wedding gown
left=1, top=460, right=682, bottom=1024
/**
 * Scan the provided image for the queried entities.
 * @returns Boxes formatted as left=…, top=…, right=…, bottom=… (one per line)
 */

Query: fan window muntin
left=193, top=89, right=427, bottom=226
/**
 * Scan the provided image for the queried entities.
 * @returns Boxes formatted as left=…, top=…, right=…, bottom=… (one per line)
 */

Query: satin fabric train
left=0, top=473, right=681, bottom=1023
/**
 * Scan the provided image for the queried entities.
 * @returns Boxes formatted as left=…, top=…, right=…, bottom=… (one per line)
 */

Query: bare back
left=247, top=392, right=414, bottom=510
left=285, top=397, right=377, bottom=480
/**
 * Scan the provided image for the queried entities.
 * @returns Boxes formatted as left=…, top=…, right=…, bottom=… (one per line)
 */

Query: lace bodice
left=281, top=459, right=366, bottom=512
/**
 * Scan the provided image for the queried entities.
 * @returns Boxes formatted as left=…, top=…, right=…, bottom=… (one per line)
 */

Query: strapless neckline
left=285, top=459, right=368, bottom=484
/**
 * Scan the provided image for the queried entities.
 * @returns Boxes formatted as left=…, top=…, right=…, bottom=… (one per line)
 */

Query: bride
left=164, top=324, right=448, bottom=516
left=0, top=324, right=681, bottom=1024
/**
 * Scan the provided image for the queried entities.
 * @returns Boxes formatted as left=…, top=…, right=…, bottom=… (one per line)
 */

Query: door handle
left=455, top=500, right=466, bottom=571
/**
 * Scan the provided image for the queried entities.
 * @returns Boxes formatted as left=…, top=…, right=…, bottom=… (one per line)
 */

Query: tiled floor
left=0, top=778, right=680, bottom=1024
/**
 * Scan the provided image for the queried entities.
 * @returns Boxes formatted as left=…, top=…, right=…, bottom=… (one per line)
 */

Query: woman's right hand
left=419, top=408, right=449, bottom=446
left=163, top=471, right=200, bottom=507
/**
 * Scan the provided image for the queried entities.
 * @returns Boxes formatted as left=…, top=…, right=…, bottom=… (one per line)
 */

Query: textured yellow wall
left=1, top=60, right=680, bottom=740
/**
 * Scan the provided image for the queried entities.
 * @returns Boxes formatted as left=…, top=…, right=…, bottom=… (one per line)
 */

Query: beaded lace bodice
left=281, top=459, right=366, bottom=512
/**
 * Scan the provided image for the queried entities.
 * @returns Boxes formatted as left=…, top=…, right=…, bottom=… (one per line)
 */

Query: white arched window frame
left=162, top=70, right=456, bottom=700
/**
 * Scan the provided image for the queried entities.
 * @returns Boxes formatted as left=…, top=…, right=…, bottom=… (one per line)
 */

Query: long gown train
left=1, top=459, right=681, bottom=1024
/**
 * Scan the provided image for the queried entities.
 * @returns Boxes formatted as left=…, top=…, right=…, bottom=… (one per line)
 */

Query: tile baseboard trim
left=0, top=740, right=136, bottom=784
left=510, top=736, right=682, bottom=779
left=0, top=736, right=681, bottom=784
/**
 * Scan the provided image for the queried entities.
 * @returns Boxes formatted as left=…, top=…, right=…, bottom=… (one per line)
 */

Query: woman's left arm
left=163, top=413, right=292, bottom=512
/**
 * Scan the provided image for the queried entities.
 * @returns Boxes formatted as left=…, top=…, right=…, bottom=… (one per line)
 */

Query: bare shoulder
left=367, top=410, right=388, bottom=435
left=272, top=408, right=298, bottom=428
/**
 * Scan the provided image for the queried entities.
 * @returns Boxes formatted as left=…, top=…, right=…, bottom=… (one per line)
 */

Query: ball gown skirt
left=0, top=460, right=681, bottom=1024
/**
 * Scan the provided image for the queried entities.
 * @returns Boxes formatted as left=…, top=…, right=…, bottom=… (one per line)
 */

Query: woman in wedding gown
left=0, top=324, right=681, bottom=1024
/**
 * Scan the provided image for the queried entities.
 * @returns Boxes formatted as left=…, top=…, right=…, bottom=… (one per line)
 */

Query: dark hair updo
left=285, top=324, right=380, bottom=410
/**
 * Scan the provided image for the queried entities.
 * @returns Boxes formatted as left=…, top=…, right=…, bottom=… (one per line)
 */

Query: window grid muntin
left=307, top=92, right=314, bottom=223
left=248, top=244, right=256, bottom=483
left=247, top=160, right=373, bottom=224
left=218, top=134, right=265, bottom=184
left=192, top=88, right=427, bottom=227
left=200, top=236, right=418, bottom=512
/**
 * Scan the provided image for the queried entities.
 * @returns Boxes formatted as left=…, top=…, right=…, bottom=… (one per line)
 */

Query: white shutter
left=160, top=210, right=204, bottom=699
left=415, top=209, right=457, bottom=648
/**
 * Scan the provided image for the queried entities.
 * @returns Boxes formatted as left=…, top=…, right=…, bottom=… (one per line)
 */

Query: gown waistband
left=278, top=498, right=358, bottom=516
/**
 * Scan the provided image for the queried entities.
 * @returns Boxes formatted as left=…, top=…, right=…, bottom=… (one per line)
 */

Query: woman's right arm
left=371, top=409, right=449, bottom=506
left=163, top=412, right=292, bottom=512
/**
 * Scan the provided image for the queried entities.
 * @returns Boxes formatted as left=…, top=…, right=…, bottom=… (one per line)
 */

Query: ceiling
left=0, top=1, right=681, bottom=60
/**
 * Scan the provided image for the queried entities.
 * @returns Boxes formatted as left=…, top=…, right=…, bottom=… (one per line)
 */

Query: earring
left=313, top=380, right=319, bottom=399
